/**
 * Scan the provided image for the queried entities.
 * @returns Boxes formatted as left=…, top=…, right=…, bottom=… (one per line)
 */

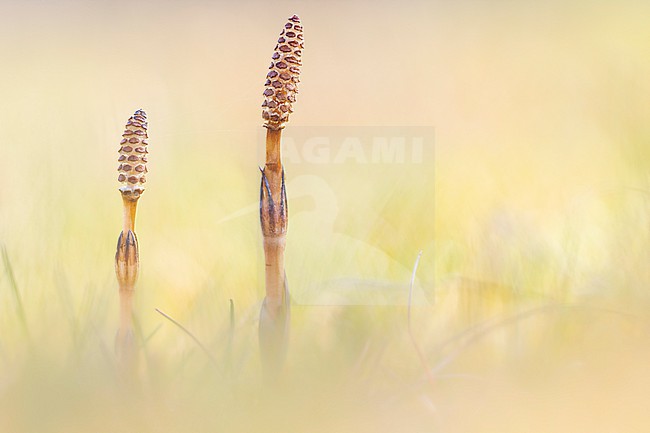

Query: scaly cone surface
left=117, top=109, right=149, bottom=199
left=262, top=15, right=303, bottom=131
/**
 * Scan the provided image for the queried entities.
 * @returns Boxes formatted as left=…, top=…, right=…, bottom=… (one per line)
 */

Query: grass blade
left=1, top=244, right=29, bottom=338
left=155, top=308, right=219, bottom=368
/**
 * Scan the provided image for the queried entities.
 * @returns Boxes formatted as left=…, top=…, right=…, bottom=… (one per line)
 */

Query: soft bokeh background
left=1, top=0, right=649, bottom=432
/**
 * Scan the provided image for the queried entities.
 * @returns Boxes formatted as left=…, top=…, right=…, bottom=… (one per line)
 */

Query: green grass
left=1, top=1, right=650, bottom=432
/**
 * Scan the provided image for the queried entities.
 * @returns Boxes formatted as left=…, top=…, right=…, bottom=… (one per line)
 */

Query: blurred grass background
left=1, top=0, right=649, bottom=432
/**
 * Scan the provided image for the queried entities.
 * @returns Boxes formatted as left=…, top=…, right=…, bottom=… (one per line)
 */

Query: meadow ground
left=1, top=1, right=649, bottom=432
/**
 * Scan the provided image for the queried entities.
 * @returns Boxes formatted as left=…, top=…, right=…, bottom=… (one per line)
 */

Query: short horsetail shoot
left=114, top=109, right=148, bottom=368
